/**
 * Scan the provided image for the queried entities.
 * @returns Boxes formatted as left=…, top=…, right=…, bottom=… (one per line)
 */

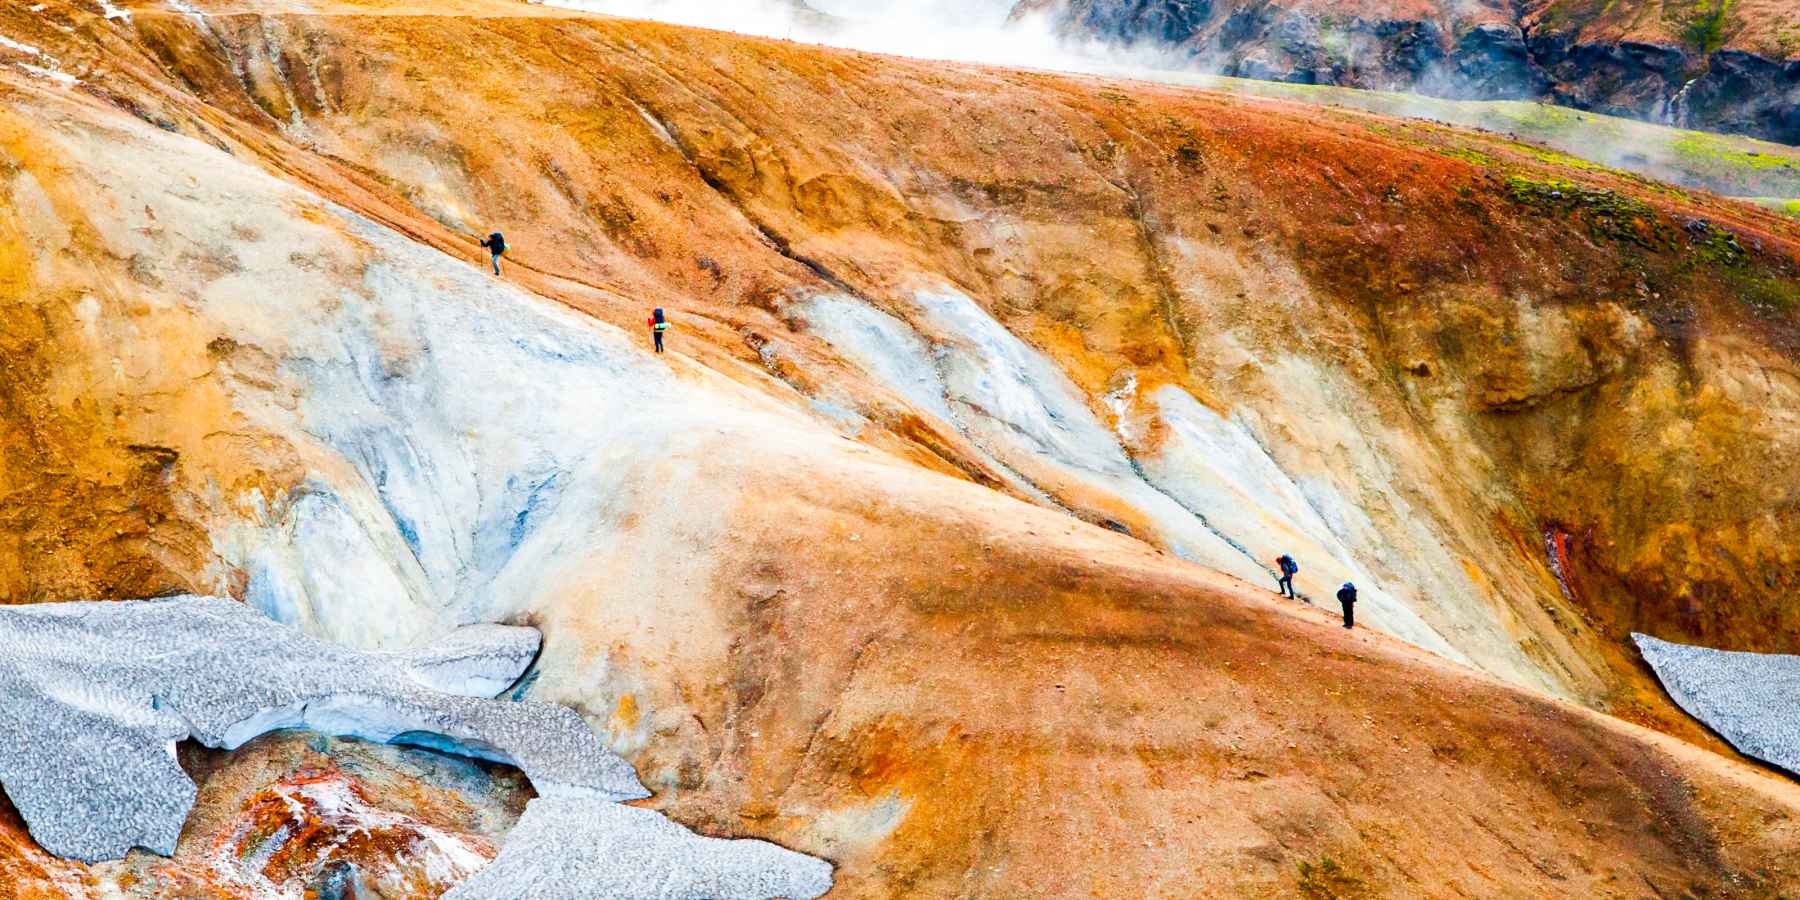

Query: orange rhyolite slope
left=2, top=0, right=1800, bottom=895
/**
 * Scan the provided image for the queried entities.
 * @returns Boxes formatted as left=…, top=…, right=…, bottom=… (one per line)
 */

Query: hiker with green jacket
left=648, top=307, right=670, bottom=353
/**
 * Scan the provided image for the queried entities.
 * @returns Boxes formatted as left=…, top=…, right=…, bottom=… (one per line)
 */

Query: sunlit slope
left=4, top=0, right=1800, bottom=895
left=79, top=0, right=1800, bottom=700
left=6, top=65, right=1797, bottom=896
left=0, top=73, right=1792, bottom=896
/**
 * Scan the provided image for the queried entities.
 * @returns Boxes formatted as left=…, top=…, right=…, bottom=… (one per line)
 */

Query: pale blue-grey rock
left=1634, top=632, right=1800, bottom=776
left=0, top=596, right=646, bottom=863
left=443, top=796, right=835, bottom=900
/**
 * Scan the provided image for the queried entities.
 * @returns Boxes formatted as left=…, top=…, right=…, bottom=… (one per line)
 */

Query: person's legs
left=654, top=331, right=664, bottom=353
left=1343, top=604, right=1353, bottom=629
left=491, top=253, right=502, bottom=276
left=1279, top=575, right=1293, bottom=598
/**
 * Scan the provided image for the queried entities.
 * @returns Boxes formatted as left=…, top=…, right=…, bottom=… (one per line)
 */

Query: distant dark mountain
left=1012, top=0, right=1800, bottom=144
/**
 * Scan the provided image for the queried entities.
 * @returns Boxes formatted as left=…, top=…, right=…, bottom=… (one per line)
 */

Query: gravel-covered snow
left=1636, top=633, right=1800, bottom=777
left=0, top=597, right=833, bottom=897
left=0, top=597, right=644, bottom=863
left=444, top=796, right=834, bottom=900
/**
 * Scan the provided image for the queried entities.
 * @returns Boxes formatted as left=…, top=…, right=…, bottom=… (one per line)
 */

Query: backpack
left=1279, top=555, right=1296, bottom=575
left=488, top=232, right=506, bottom=254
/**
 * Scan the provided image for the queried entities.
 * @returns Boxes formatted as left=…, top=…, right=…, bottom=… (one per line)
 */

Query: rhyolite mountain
left=6, top=0, right=1800, bottom=896
left=1015, top=0, right=1800, bottom=144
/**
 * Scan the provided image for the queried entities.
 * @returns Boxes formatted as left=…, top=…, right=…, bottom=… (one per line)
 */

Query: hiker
left=648, top=307, right=670, bottom=353
left=1275, top=554, right=1298, bottom=599
left=479, top=231, right=507, bottom=276
left=1336, top=582, right=1357, bottom=629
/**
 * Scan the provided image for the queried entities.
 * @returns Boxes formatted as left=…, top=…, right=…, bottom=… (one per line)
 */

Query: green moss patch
left=1678, top=0, right=1735, bottom=54
left=1737, top=274, right=1800, bottom=313
left=1672, top=132, right=1797, bottom=173
left=1522, top=145, right=1611, bottom=172
left=1504, top=175, right=1669, bottom=248
left=1695, top=224, right=1749, bottom=267
left=1436, top=146, right=1498, bottom=167
left=1676, top=220, right=1800, bottom=315
left=1748, top=197, right=1800, bottom=218
left=1297, top=857, right=1367, bottom=899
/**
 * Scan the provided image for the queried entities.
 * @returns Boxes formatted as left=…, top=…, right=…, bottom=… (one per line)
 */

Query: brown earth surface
left=1525, top=0, right=1800, bottom=59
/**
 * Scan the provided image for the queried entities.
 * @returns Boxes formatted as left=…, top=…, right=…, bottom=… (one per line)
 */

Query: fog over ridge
left=527, top=0, right=1185, bottom=73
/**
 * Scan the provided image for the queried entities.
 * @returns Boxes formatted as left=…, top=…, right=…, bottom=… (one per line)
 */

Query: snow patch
left=16, top=63, right=78, bottom=86
left=1636, top=634, right=1800, bottom=777
left=444, top=796, right=834, bottom=900
left=94, top=0, right=130, bottom=22
left=0, top=35, right=45, bottom=56
left=0, top=598, right=643, bottom=863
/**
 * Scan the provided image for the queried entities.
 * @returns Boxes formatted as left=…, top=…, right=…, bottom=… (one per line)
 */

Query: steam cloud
left=528, top=0, right=1184, bottom=75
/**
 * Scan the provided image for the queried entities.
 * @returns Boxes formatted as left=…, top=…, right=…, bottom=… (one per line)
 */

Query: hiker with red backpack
left=648, top=308, right=670, bottom=353
left=1275, top=553, right=1298, bottom=599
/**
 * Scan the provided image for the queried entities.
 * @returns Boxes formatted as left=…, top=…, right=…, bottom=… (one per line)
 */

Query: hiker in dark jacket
left=648, top=307, right=669, bottom=353
left=479, top=231, right=507, bottom=276
left=1336, top=582, right=1357, bottom=629
left=1275, top=554, right=1298, bottom=599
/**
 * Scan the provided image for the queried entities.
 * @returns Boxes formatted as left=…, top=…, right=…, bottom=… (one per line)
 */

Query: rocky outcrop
left=1525, top=32, right=1690, bottom=121
left=0, top=731, right=522, bottom=898
left=1681, top=50, right=1800, bottom=145
left=1017, top=0, right=1800, bottom=143
left=1449, top=21, right=1547, bottom=98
